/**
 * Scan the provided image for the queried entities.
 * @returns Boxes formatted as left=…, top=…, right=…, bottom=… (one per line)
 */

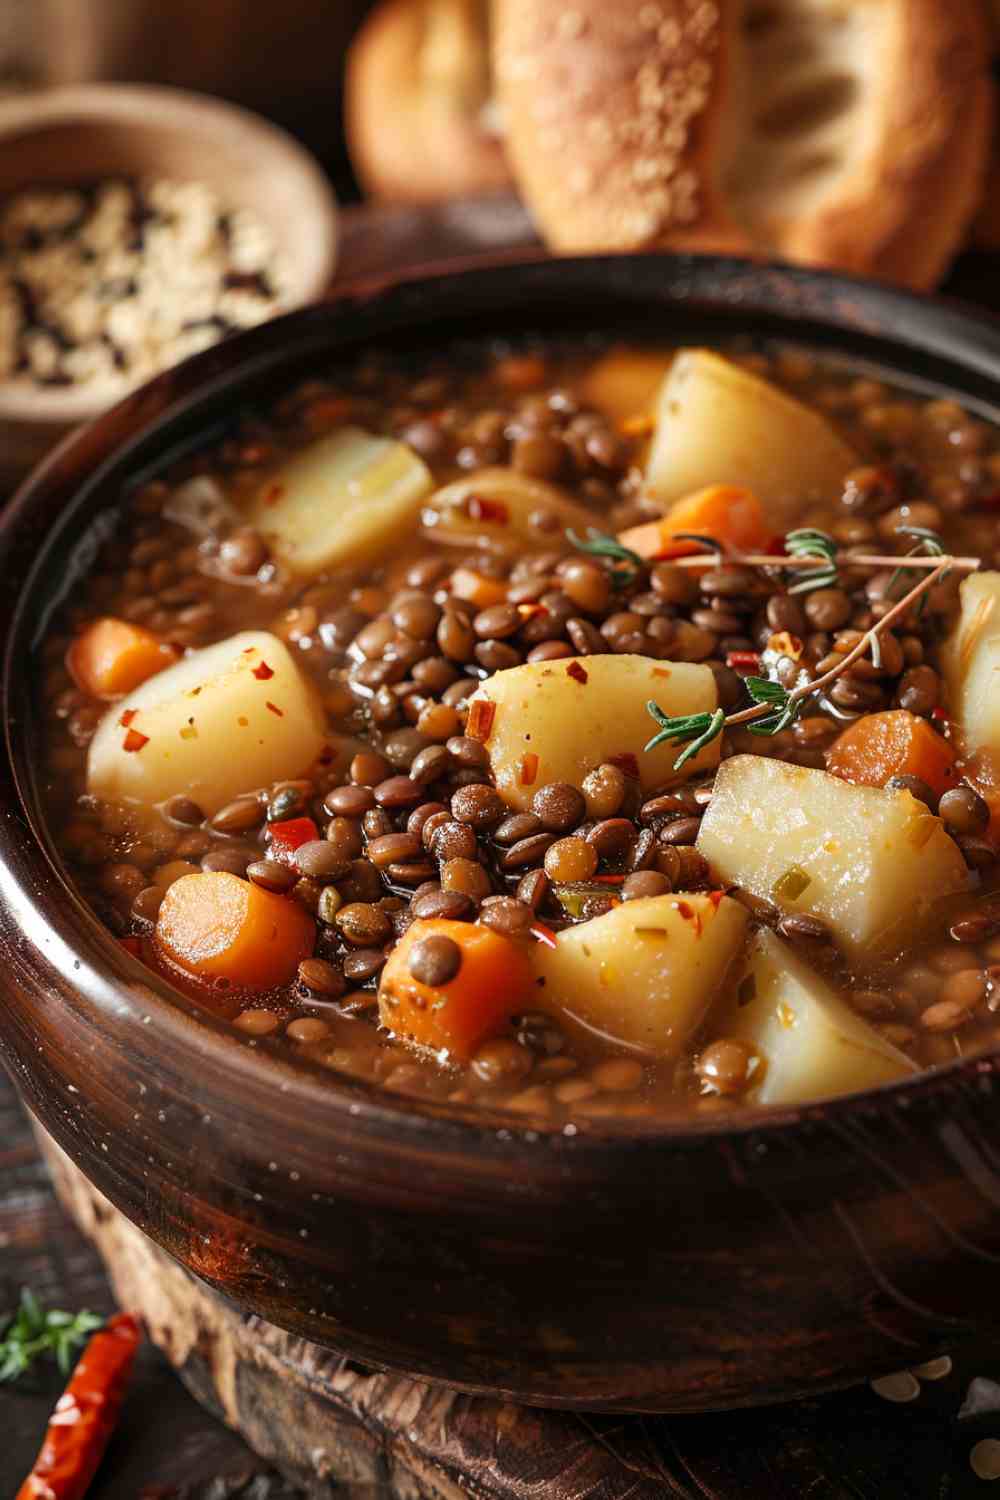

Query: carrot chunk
left=378, top=919, right=533, bottom=1059
left=618, top=485, right=770, bottom=560
left=67, top=617, right=179, bottom=699
left=449, top=566, right=509, bottom=610
left=156, top=871, right=314, bottom=991
left=826, top=710, right=959, bottom=799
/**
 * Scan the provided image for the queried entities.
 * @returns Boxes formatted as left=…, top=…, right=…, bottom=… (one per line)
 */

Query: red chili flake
left=726, top=650, right=761, bottom=674
left=674, top=899, right=703, bottom=937
left=519, top=752, right=539, bottom=787
left=529, top=921, right=558, bottom=949
left=466, top=495, right=509, bottom=525
left=932, top=706, right=949, bottom=722
left=122, top=728, right=149, bottom=753
left=708, top=890, right=725, bottom=909
left=252, top=660, right=274, bottom=680
left=608, top=752, right=639, bottom=779
left=119, top=936, right=142, bottom=956
left=262, top=481, right=286, bottom=507
left=265, top=701, right=284, bottom=717
left=516, top=602, right=548, bottom=620
left=466, top=698, right=496, bottom=741
left=764, top=534, right=788, bottom=557
left=268, top=817, right=319, bottom=863
left=16, top=1312, right=141, bottom=1500
left=566, top=661, right=588, bottom=684
left=118, top=708, right=137, bottom=727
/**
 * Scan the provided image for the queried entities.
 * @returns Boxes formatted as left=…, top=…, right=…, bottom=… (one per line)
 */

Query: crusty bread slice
left=346, top=0, right=513, bottom=203
left=493, top=0, right=993, bottom=290
left=733, top=0, right=993, bottom=288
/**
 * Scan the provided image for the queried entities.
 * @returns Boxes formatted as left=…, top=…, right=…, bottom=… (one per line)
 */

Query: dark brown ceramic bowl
left=4, top=255, right=1000, bottom=1414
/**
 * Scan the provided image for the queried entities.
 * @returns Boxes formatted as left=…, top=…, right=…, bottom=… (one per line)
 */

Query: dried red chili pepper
left=17, top=1312, right=141, bottom=1500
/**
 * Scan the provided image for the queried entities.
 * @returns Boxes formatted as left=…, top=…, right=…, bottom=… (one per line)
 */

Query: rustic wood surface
left=5, top=199, right=1000, bottom=1497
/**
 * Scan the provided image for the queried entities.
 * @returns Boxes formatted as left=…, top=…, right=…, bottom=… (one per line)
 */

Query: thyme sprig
left=566, top=528, right=642, bottom=589
left=784, top=528, right=839, bottom=595
left=645, top=705, right=725, bottom=768
left=645, top=552, right=957, bottom=768
left=0, top=1289, right=103, bottom=1382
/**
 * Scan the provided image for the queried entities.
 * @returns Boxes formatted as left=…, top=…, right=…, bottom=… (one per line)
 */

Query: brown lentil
left=408, top=933, right=462, bottom=986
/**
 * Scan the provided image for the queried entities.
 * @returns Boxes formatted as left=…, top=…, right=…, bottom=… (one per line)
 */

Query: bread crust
left=773, top=0, right=992, bottom=289
left=346, top=0, right=513, bottom=203
left=493, top=0, right=753, bottom=255
left=493, top=0, right=992, bottom=289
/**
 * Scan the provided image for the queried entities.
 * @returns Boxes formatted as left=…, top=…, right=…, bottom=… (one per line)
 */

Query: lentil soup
left=35, top=338, right=1000, bottom=1124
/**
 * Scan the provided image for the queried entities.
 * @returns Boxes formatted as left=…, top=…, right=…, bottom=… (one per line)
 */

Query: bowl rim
left=0, top=82, right=339, bottom=426
left=5, top=248, right=1000, bottom=1161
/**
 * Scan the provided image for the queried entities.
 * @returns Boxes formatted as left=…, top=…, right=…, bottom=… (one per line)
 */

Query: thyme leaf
left=888, top=525, right=948, bottom=606
left=566, top=528, right=642, bottom=589
left=0, top=1289, right=103, bottom=1382
left=644, top=703, right=726, bottom=769
left=784, top=527, right=839, bottom=595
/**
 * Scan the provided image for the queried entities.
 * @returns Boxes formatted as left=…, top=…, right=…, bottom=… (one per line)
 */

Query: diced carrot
left=449, top=566, right=509, bottom=610
left=826, top=710, right=959, bottom=799
left=618, top=485, right=770, bottom=561
left=156, top=871, right=315, bottom=991
left=67, top=617, right=179, bottom=700
left=378, top=919, right=533, bottom=1059
left=578, top=348, right=674, bottom=423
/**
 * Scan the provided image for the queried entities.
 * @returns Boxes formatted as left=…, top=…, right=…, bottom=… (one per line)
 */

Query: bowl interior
left=6, top=252, right=1000, bottom=1148
left=0, top=86, right=338, bottom=425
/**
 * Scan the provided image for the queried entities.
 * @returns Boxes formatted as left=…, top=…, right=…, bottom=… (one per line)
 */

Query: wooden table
left=6, top=201, right=1000, bottom=1497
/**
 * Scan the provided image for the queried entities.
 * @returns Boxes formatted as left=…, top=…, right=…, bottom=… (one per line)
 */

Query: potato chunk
left=941, top=570, right=1000, bottom=755
left=530, top=894, right=748, bottom=1057
left=88, top=631, right=327, bottom=817
left=468, top=654, right=719, bottom=812
left=696, top=756, right=968, bottom=959
left=421, top=467, right=597, bottom=553
left=714, top=930, right=916, bottom=1106
left=646, top=350, right=857, bottom=524
left=250, top=427, right=433, bottom=575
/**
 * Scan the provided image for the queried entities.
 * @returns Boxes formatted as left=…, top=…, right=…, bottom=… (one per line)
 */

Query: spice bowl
left=7, top=255, right=1000, bottom=1413
left=0, top=84, right=338, bottom=481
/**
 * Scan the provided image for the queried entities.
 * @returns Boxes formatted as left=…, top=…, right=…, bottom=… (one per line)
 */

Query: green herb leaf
left=671, top=532, right=723, bottom=555
left=0, top=1289, right=103, bottom=1383
left=784, top=527, right=839, bottom=595
left=566, top=528, right=642, bottom=588
left=887, top=525, right=949, bottom=603
left=897, top=525, right=945, bottom=556
left=744, top=677, right=802, bottom=735
left=644, top=702, right=726, bottom=769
